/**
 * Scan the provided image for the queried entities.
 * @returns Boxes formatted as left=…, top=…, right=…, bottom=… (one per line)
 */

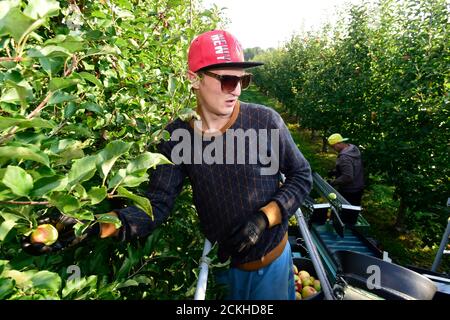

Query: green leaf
left=24, top=0, right=60, bottom=20
left=64, top=101, right=78, bottom=118
left=96, top=141, right=131, bottom=180
left=0, top=7, right=35, bottom=42
left=108, top=168, right=126, bottom=189
left=38, top=56, right=64, bottom=76
left=126, top=152, right=172, bottom=172
left=0, top=189, right=15, bottom=201
left=67, top=155, right=97, bottom=187
left=48, top=91, right=78, bottom=106
left=0, top=88, right=22, bottom=103
left=67, top=211, right=94, bottom=222
left=0, top=0, right=21, bottom=19
left=48, top=91, right=78, bottom=105
left=49, top=194, right=80, bottom=214
left=95, top=214, right=122, bottom=229
left=30, top=176, right=68, bottom=197
left=87, top=186, right=107, bottom=205
left=30, top=270, right=61, bottom=292
left=49, top=139, right=86, bottom=165
left=0, top=117, right=54, bottom=130
left=79, top=72, right=103, bottom=87
left=2, top=270, right=34, bottom=288
left=108, top=152, right=171, bottom=189
left=116, top=186, right=152, bottom=219
left=73, top=183, right=87, bottom=199
left=0, top=278, right=15, bottom=299
left=1, top=79, right=34, bottom=105
left=132, top=275, right=153, bottom=285
left=116, top=279, right=139, bottom=289
left=44, top=34, right=84, bottom=52
left=61, top=124, right=92, bottom=137
left=168, top=74, right=176, bottom=95
left=62, top=275, right=97, bottom=299
left=81, top=102, right=103, bottom=114
left=168, top=0, right=184, bottom=7
left=73, top=221, right=90, bottom=237
left=121, top=173, right=148, bottom=188
left=0, top=213, right=19, bottom=241
left=2, top=166, right=33, bottom=196
left=27, top=45, right=72, bottom=58
left=0, top=146, right=50, bottom=166
left=49, top=77, right=80, bottom=91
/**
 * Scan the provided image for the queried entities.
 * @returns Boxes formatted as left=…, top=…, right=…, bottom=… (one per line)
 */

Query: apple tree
left=0, top=0, right=224, bottom=299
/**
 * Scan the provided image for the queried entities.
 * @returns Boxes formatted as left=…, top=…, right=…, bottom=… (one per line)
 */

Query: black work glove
left=21, top=213, right=100, bottom=256
left=221, top=211, right=269, bottom=257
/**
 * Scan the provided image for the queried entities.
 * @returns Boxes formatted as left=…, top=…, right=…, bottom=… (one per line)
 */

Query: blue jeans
left=215, top=242, right=295, bottom=300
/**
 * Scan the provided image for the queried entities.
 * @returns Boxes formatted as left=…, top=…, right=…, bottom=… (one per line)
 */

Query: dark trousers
left=339, top=190, right=363, bottom=206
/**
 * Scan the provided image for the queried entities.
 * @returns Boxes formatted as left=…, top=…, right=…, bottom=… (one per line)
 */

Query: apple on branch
left=30, top=224, right=59, bottom=246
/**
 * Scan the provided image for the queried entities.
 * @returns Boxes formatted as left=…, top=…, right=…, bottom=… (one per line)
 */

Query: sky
left=201, top=0, right=365, bottom=49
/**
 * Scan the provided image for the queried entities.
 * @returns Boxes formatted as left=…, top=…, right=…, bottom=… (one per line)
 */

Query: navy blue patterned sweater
left=115, top=102, right=312, bottom=266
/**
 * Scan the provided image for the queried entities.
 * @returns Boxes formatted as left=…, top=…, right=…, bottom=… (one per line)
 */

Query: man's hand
left=21, top=213, right=100, bottom=256
left=222, top=211, right=268, bottom=256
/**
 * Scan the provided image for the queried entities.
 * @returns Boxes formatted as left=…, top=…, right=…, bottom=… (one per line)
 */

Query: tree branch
left=0, top=92, right=53, bottom=145
left=26, top=91, right=54, bottom=119
left=0, top=56, right=23, bottom=62
left=0, top=200, right=49, bottom=206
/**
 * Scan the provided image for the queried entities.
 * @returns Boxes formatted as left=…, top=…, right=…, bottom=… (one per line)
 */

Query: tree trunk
left=395, top=196, right=407, bottom=229
left=322, top=136, right=328, bottom=152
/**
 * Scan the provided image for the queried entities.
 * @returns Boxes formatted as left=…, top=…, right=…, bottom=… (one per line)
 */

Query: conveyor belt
left=312, top=223, right=378, bottom=257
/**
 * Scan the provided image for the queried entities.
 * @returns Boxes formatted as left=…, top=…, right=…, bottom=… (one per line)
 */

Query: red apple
left=30, top=224, right=58, bottom=246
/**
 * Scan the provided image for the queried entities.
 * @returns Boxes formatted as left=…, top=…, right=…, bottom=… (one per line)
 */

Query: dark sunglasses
left=201, top=70, right=252, bottom=92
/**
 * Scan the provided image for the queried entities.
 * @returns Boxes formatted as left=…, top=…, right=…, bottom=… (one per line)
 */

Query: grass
left=241, top=85, right=450, bottom=274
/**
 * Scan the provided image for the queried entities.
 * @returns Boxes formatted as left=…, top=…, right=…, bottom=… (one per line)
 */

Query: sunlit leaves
left=2, top=166, right=33, bottom=196
left=0, top=0, right=222, bottom=300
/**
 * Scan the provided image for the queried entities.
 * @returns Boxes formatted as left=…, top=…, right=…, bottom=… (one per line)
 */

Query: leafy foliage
left=0, top=0, right=224, bottom=299
left=252, top=0, right=449, bottom=236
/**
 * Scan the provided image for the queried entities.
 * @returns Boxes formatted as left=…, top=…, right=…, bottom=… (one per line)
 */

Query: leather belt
left=236, top=232, right=288, bottom=271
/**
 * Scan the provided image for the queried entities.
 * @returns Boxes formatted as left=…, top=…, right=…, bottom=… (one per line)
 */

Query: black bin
left=333, top=250, right=437, bottom=300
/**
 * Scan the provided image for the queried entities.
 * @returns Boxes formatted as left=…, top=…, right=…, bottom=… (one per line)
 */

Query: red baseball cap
left=188, top=30, right=264, bottom=72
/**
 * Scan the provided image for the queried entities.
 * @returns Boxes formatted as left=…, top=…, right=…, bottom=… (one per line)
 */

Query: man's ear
left=187, top=71, right=200, bottom=89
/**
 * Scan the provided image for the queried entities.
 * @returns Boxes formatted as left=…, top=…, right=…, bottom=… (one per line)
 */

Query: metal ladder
left=194, top=238, right=212, bottom=300
left=431, top=198, right=450, bottom=272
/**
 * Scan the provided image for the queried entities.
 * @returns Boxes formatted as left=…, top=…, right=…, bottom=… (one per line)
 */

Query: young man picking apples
left=24, top=30, right=313, bottom=300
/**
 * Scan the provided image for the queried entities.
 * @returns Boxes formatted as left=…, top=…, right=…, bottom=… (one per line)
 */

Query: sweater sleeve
left=114, top=140, right=186, bottom=241
left=268, top=110, right=313, bottom=221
